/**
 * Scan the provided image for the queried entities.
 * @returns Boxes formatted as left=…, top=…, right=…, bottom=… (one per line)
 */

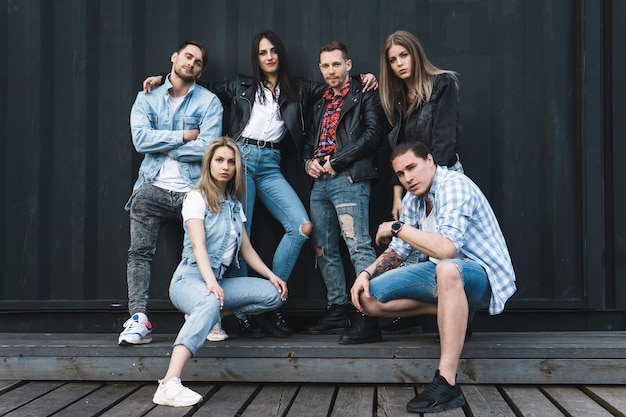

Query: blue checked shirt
left=389, top=167, right=516, bottom=314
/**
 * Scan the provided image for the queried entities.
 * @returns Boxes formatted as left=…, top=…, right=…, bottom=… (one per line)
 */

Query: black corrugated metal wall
left=1, top=0, right=624, bottom=330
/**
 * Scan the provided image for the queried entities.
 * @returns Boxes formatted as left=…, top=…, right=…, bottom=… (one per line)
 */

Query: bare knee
left=435, top=262, right=462, bottom=291
left=300, top=222, right=312, bottom=238
left=315, top=246, right=324, bottom=257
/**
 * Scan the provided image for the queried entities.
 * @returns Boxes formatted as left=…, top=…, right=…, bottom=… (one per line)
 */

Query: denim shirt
left=181, top=192, right=243, bottom=269
left=125, top=76, right=223, bottom=211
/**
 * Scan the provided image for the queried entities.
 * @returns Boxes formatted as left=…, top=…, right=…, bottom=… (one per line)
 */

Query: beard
left=174, top=66, right=197, bottom=82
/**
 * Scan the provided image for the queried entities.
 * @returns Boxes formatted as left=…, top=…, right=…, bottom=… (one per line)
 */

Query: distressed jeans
left=310, top=172, right=377, bottom=305
left=126, top=182, right=186, bottom=316
left=369, top=258, right=491, bottom=310
left=238, top=144, right=310, bottom=281
left=169, top=259, right=284, bottom=356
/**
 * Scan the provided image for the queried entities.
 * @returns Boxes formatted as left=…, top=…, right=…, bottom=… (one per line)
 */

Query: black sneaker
left=406, top=370, right=465, bottom=413
left=338, top=314, right=382, bottom=344
left=238, top=318, right=265, bottom=338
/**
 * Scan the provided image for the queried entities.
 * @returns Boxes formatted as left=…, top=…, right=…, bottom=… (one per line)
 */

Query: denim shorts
left=368, top=258, right=491, bottom=310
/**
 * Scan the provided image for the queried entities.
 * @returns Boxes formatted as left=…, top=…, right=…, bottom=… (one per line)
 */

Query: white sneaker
left=153, top=377, right=202, bottom=407
left=118, top=313, right=152, bottom=345
left=183, top=314, right=228, bottom=342
left=207, top=321, right=229, bottom=342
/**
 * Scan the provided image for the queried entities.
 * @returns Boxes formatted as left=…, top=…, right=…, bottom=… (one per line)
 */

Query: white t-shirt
left=420, top=207, right=440, bottom=264
left=182, top=190, right=246, bottom=266
left=153, top=95, right=191, bottom=192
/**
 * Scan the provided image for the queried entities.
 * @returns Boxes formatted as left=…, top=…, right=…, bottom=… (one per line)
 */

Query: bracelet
left=360, top=270, right=372, bottom=280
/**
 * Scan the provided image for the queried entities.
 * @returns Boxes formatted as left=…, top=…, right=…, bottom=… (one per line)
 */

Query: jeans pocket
left=272, top=149, right=282, bottom=164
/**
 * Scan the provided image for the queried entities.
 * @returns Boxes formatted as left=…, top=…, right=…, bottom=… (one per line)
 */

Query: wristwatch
left=391, top=221, right=404, bottom=237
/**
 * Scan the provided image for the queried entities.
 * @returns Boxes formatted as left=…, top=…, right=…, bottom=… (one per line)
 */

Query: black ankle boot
left=302, top=303, right=351, bottom=335
left=254, top=311, right=292, bottom=338
left=238, top=318, right=265, bottom=338
left=381, top=316, right=424, bottom=335
left=338, top=314, right=382, bottom=344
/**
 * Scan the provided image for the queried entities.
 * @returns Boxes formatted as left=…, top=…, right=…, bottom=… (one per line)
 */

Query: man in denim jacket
left=120, top=41, right=223, bottom=345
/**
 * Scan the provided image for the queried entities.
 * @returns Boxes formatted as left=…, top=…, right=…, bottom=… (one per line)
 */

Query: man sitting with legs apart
left=347, top=141, right=516, bottom=413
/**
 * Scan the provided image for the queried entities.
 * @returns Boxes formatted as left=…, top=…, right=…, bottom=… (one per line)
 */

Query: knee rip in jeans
left=300, top=221, right=313, bottom=238
left=337, top=212, right=355, bottom=239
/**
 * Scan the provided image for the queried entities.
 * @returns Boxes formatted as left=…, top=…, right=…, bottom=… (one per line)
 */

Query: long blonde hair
left=379, top=31, right=457, bottom=125
left=194, top=137, right=245, bottom=213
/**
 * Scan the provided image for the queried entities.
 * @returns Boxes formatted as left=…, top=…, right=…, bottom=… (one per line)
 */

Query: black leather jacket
left=387, top=73, right=462, bottom=167
left=208, top=75, right=326, bottom=159
left=304, top=76, right=384, bottom=183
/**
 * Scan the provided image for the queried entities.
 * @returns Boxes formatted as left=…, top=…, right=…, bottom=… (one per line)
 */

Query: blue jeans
left=369, top=258, right=491, bottom=310
left=169, top=258, right=284, bottom=356
left=127, top=182, right=186, bottom=316
left=310, top=172, right=377, bottom=305
left=238, top=144, right=310, bottom=281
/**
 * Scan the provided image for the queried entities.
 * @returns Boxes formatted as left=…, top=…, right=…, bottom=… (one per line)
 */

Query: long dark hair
left=250, top=30, right=300, bottom=104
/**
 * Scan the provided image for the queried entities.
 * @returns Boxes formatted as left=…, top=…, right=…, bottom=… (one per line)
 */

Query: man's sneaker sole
left=406, top=394, right=465, bottom=413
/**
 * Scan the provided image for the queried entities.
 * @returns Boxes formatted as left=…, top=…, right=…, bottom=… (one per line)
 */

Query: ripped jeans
left=310, top=172, right=376, bottom=305
left=368, top=258, right=491, bottom=310
left=238, top=144, right=310, bottom=282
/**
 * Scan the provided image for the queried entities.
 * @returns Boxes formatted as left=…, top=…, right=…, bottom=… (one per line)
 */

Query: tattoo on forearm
left=372, top=249, right=403, bottom=277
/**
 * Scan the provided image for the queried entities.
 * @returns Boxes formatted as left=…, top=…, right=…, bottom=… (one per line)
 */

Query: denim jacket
left=125, top=76, right=223, bottom=211
left=181, top=192, right=243, bottom=269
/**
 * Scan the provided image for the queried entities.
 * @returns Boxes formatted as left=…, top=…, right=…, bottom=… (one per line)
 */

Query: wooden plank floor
left=1, top=331, right=626, bottom=384
left=1, top=380, right=625, bottom=416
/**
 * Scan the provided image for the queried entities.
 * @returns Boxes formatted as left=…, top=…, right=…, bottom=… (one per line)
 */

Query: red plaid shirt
left=313, top=81, right=351, bottom=158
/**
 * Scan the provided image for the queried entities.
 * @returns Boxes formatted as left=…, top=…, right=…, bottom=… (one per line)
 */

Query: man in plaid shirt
left=348, top=141, right=516, bottom=414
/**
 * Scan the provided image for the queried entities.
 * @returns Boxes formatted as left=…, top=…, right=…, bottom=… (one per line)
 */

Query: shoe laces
left=274, top=311, right=286, bottom=323
left=420, top=372, right=455, bottom=401
left=354, top=314, right=370, bottom=329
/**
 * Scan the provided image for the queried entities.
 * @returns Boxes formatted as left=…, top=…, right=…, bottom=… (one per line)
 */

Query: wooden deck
left=1, top=331, right=626, bottom=416
left=1, top=380, right=625, bottom=416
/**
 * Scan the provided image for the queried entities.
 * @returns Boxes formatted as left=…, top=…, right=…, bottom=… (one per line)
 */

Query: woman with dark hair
left=379, top=30, right=463, bottom=221
left=144, top=30, right=376, bottom=339
left=152, top=137, right=287, bottom=407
